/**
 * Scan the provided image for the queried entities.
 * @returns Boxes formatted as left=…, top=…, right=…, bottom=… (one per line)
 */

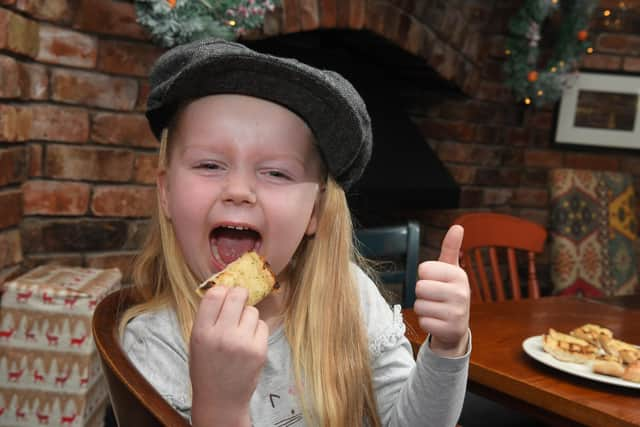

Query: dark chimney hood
left=246, top=30, right=460, bottom=213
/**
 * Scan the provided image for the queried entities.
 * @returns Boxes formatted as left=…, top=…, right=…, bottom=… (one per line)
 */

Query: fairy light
left=537, top=90, right=544, bottom=96
left=227, top=19, right=237, bottom=26
left=586, top=47, right=594, bottom=54
left=551, top=66, right=557, bottom=72
left=505, top=49, right=511, bottom=55
left=603, top=9, right=611, bottom=16
left=524, top=97, right=532, bottom=105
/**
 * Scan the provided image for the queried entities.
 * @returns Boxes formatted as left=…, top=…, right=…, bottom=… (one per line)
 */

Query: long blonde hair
left=120, top=128, right=381, bottom=426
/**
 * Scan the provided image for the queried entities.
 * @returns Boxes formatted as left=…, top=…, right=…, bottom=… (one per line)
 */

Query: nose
left=221, top=168, right=257, bottom=205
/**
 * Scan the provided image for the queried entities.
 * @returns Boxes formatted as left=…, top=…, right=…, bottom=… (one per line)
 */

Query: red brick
left=471, top=145, right=502, bottom=167
left=133, top=152, right=158, bottom=184
left=419, top=119, right=476, bottom=142
left=405, top=17, right=426, bottom=56
left=447, top=164, right=476, bottom=184
left=28, top=143, right=42, bottom=177
left=623, top=56, right=640, bottom=72
left=51, top=68, right=138, bottom=110
left=0, top=189, right=22, bottom=228
left=564, top=153, right=620, bottom=171
left=349, top=0, right=365, bottom=29
left=136, top=80, right=150, bottom=112
left=97, top=40, right=163, bottom=77
left=37, top=24, right=97, bottom=68
left=524, top=149, right=563, bottom=168
left=22, top=180, right=90, bottom=215
left=475, top=81, right=513, bottom=103
left=0, top=55, right=21, bottom=98
left=482, top=188, right=513, bottom=206
left=0, top=105, right=32, bottom=142
left=0, top=229, right=22, bottom=268
left=21, top=218, right=129, bottom=253
left=299, top=0, right=319, bottom=30
left=18, top=61, right=48, bottom=100
left=365, top=2, right=386, bottom=34
left=262, top=6, right=283, bottom=36
left=30, top=104, right=89, bottom=142
left=437, top=141, right=474, bottom=163
left=504, top=127, right=532, bottom=146
left=91, top=113, right=156, bottom=147
left=86, top=251, right=134, bottom=283
left=45, top=144, right=134, bottom=182
left=91, top=185, right=155, bottom=217
left=580, top=53, right=622, bottom=70
left=596, top=33, right=640, bottom=55
left=0, top=147, right=26, bottom=186
left=512, top=188, right=548, bottom=208
left=73, top=0, right=147, bottom=40
left=16, top=0, right=72, bottom=22
left=282, top=0, right=301, bottom=32
left=0, top=8, right=39, bottom=58
left=319, top=0, right=337, bottom=28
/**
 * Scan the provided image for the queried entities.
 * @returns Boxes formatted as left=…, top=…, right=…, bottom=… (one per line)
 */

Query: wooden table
left=403, top=295, right=640, bottom=427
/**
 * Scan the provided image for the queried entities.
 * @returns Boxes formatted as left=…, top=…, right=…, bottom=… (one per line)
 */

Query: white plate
left=522, top=335, right=640, bottom=390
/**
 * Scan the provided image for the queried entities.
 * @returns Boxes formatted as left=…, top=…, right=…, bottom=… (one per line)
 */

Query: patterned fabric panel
left=549, top=168, right=638, bottom=296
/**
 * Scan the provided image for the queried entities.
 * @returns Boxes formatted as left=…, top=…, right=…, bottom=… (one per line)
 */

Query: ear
left=305, top=185, right=325, bottom=236
left=157, top=169, right=171, bottom=220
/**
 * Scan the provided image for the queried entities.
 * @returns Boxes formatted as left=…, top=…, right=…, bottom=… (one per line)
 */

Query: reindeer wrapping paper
left=0, top=265, right=121, bottom=427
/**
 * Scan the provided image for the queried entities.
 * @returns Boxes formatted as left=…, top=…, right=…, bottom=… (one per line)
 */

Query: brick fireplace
left=1, top=0, right=639, bottom=293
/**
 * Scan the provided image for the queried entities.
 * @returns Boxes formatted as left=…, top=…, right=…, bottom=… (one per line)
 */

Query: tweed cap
left=146, top=38, right=372, bottom=190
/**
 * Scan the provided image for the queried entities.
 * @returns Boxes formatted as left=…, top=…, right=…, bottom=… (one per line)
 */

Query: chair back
left=92, top=288, right=190, bottom=427
left=454, top=213, right=547, bottom=302
left=355, top=220, right=421, bottom=308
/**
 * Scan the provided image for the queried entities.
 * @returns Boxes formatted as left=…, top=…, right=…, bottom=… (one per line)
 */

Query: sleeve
left=121, top=311, right=193, bottom=421
left=353, top=265, right=471, bottom=427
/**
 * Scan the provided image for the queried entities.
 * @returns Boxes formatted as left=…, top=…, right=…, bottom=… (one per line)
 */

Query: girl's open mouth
left=210, top=225, right=261, bottom=268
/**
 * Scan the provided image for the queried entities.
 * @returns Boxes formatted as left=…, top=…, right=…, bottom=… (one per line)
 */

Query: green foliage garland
left=503, top=0, right=599, bottom=107
left=135, top=0, right=279, bottom=48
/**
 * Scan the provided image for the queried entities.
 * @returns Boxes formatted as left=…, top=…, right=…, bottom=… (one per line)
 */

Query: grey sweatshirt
left=122, top=265, right=470, bottom=426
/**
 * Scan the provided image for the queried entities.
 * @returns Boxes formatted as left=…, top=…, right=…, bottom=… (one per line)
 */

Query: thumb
left=438, top=224, right=464, bottom=266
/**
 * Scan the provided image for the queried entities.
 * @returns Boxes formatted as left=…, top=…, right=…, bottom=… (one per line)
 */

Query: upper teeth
left=224, top=225, right=249, bottom=231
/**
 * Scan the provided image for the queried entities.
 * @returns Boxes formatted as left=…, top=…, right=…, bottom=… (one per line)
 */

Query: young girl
left=120, top=38, right=471, bottom=427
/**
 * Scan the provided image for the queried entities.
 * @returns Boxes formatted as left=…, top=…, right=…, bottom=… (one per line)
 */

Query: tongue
left=213, top=228, right=258, bottom=264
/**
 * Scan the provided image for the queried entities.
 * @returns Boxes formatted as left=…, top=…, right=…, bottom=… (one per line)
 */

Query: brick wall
left=0, top=0, right=639, bottom=290
left=0, top=0, right=162, bottom=282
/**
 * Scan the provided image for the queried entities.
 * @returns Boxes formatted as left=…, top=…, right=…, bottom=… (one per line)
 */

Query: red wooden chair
left=454, top=213, right=547, bottom=302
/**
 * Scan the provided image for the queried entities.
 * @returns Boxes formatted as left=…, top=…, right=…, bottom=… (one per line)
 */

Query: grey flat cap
left=146, top=38, right=372, bottom=190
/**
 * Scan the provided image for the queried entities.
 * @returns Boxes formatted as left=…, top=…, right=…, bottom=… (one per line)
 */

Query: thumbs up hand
left=414, top=225, right=470, bottom=357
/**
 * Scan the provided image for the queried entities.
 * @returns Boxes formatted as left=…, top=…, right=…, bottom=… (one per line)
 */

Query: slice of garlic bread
left=197, top=251, right=276, bottom=306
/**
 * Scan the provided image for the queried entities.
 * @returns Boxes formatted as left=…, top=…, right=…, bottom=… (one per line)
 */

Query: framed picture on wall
left=555, top=72, right=640, bottom=150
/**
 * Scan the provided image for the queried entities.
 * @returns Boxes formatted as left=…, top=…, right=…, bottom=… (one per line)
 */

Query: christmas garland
left=503, top=0, right=599, bottom=107
left=135, top=0, right=279, bottom=48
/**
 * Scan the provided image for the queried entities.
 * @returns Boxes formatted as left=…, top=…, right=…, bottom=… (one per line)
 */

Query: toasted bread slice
left=622, top=361, right=640, bottom=383
left=196, top=251, right=276, bottom=306
left=542, top=328, right=598, bottom=364
left=599, top=335, right=640, bottom=361
left=570, top=323, right=613, bottom=347
left=592, top=360, right=625, bottom=378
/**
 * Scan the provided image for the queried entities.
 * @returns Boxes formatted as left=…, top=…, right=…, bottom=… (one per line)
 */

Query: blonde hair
left=120, top=127, right=381, bottom=427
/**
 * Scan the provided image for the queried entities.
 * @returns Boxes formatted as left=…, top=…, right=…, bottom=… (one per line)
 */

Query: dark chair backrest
left=92, top=288, right=190, bottom=427
left=355, top=220, right=421, bottom=308
left=454, top=213, right=547, bottom=302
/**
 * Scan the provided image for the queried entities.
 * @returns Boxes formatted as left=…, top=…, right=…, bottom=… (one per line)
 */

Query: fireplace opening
left=245, top=30, right=461, bottom=219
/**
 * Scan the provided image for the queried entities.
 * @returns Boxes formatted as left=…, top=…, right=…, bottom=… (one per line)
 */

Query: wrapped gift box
left=0, top=265, right=121, bottom=427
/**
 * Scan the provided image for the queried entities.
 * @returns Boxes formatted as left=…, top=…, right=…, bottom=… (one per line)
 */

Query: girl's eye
left=266, top=170, right=291, bottom=180
left=196, top=162, right=221, bottom=170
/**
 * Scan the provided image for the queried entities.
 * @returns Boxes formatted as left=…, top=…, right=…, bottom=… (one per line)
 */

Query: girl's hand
left=414, top=225, right=470, bottom=357
left=190, top=285, right=269, bottom=427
